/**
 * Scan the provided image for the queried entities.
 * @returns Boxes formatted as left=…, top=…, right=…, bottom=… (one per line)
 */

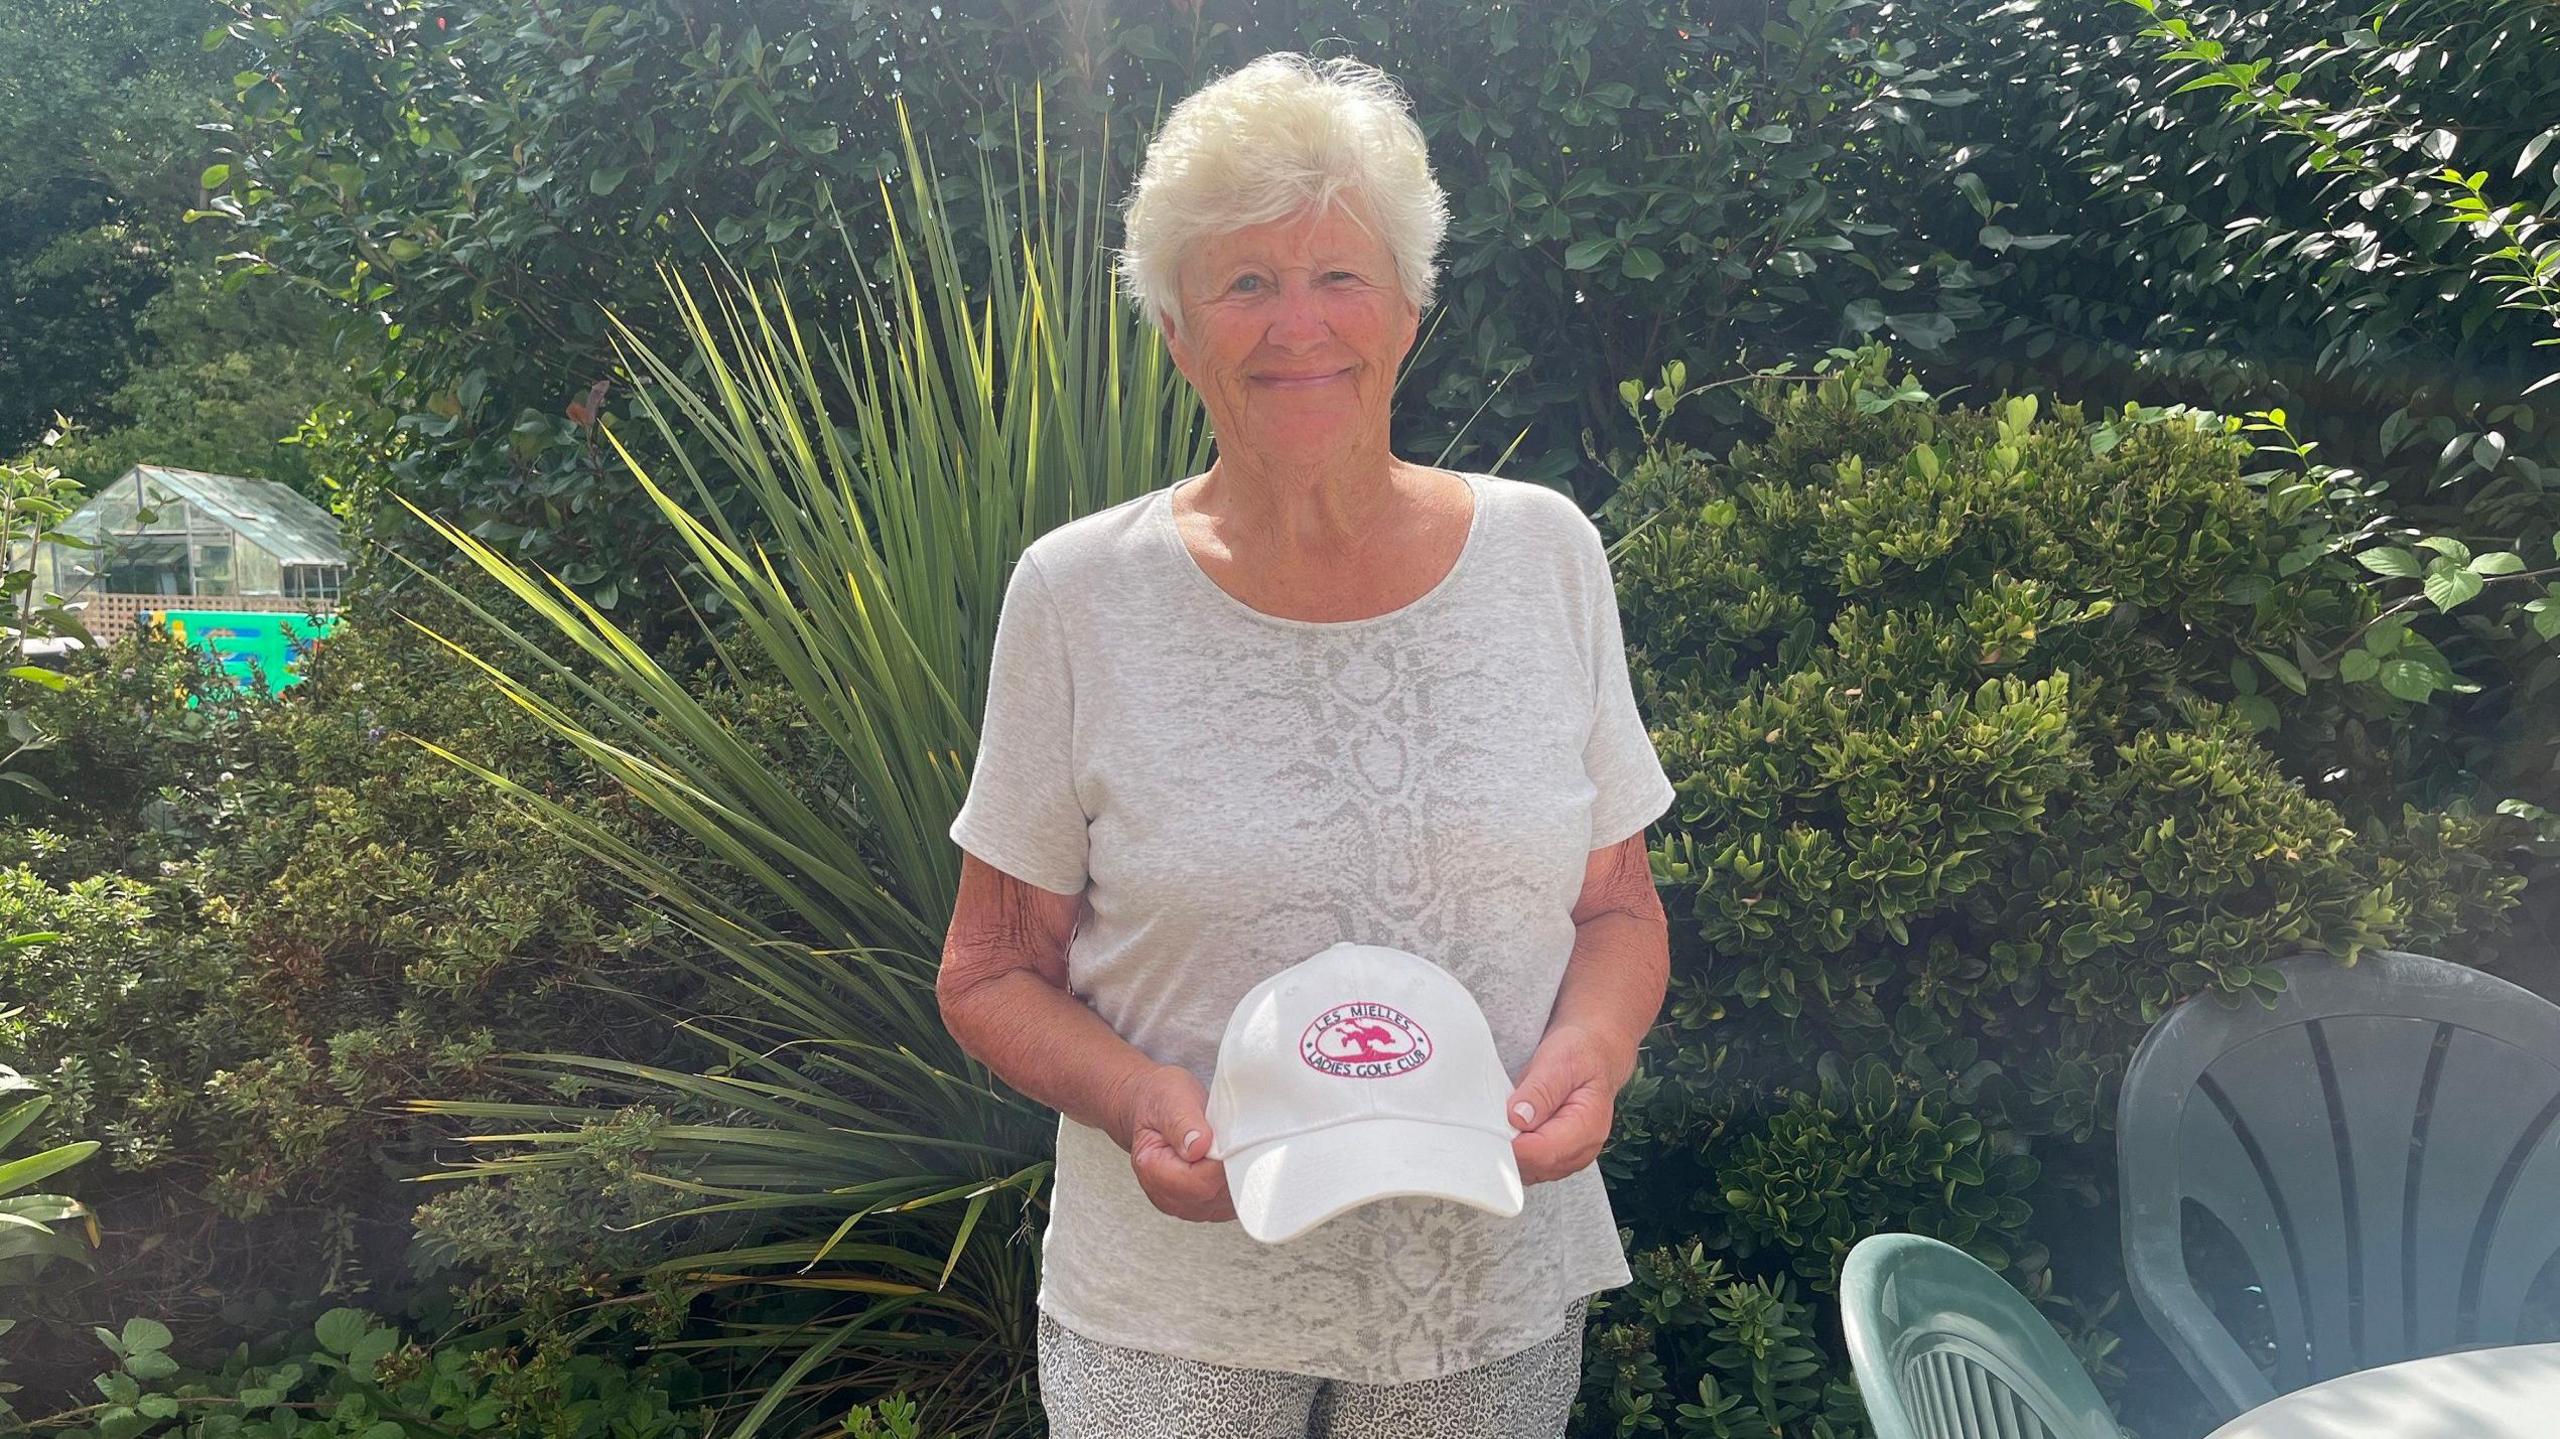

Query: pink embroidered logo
left=1300, top=1002, right=1434, bottom=1079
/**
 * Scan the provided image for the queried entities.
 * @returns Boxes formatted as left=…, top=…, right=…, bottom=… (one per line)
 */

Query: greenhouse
left=31, top=462, right=350, bottom=605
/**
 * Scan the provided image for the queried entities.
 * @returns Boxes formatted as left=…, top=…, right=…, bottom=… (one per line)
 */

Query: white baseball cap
left=1205, top=941, right=1525, bottom=1244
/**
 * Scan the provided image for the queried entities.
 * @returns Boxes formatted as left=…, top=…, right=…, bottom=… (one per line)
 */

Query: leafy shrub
left=0, top=577, right=826, bottom=1375
left=1941, top=0, right=2557, bottom=460
left=841, top=1397, right=948, bottom=1439
left=1579, top=1240, right=1866, bottom=1439
left=178, top=581, right=721, bottom=1223
left=1586, top=345, right=2527, bottom=1436
left=1, top=1062, right=103, bottom=1429
left=403, top=1104, right=725, bottom=1352
left=0, top=868, right=258, bottom=1174
left=24, top=1305, right=711, bottom=1438
left=0, top=623, right=266, bottom=882
left=1921, top=0, right=2560, bottom=853
left=1706, top=1057, right=2039, bottom=1289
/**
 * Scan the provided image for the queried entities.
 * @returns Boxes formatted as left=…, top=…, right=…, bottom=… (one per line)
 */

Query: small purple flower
left=367, top=727, right=385, bottom=742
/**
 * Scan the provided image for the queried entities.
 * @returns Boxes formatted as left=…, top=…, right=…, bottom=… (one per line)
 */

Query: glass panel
left=88, top=488, right=142, bottom=533
left=283, top=564, right=349, bottom=600
left=33, top=537, right=104, bottom=597
left=133, top=493, right=191, bottom=534
left=234, top=541, right=280, bottom=595
left=195, top=542, right=234, bottom=594
left=99, top=536, right=190, bottom=596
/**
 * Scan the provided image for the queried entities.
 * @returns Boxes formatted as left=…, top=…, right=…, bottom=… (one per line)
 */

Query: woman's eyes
left=1228, top=272, right=1359, bottom=292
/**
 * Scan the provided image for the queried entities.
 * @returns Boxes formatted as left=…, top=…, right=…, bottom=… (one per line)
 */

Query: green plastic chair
left=2117, top=948, right=2560, bottom=1421
left=1843, top=1232, right=2121, bottom=1439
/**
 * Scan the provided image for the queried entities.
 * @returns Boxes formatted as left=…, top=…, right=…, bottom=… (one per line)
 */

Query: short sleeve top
left=946, top=470, right=1679, bottom=1383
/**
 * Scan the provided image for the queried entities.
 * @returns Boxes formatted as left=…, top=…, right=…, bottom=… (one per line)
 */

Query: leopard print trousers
left=1035, top=1297, right=1589, bottom=1438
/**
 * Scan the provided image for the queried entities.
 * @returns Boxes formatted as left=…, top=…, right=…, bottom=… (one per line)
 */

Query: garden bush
left=1925, top=0, right=2560, bottom=868
left=18, top=1302, right=713, bottom=1438
left=0, top=622, right=265, bottom=883
left=1578, top=1239, right=1865, bottom=1439
left=1576, top=345, right=2530, bottom=1437
left=0, top=867, right=261, bottom=1177
left=0, top=574, right=870, bottom=1384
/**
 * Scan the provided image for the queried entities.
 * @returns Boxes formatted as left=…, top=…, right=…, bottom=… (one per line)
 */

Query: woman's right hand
left=1112, top=1063, right=1237, bottom=1224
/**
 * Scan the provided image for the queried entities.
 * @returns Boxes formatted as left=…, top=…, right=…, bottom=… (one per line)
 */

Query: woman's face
left=1160, top=199, right=1420, bottom=463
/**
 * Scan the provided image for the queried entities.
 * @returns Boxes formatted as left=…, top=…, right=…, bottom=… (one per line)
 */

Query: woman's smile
left=1256, top=366, right=1352, bottom=389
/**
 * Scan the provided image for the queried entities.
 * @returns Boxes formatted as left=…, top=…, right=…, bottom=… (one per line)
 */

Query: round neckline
left=1154, top=471, right=1490, bottom=631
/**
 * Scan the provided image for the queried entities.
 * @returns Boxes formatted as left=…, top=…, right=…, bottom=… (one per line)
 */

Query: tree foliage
left=0, top=0, right=238, bottom=455
left=195, top=0, right=2559, bottom=821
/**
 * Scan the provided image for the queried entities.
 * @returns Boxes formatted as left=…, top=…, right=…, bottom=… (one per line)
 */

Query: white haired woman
left=938, top=51, right=1677, bottom=1438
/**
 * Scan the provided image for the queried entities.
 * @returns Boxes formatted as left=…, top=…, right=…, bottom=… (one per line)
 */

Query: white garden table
left=2202, top=1343, right=2560, bottom=1439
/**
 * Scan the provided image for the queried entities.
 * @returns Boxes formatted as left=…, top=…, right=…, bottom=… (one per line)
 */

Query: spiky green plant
left=387, top=92, right=1206, bottom=1438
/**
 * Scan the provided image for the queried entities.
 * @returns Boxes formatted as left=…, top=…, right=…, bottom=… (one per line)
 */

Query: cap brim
left=1223, top=1116, right=1524, bottom=1244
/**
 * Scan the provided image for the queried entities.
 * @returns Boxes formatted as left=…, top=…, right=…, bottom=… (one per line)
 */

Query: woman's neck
left=1187, top=448, right=1431, bottom=564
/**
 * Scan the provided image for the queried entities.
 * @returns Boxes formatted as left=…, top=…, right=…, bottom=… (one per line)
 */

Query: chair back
left=2117, top=948, right=2560, bottom=1419
left=1842, top=1232, right=2120, bottom=1439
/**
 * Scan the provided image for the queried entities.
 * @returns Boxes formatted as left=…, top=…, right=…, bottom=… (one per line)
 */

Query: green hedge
left=202, top=0, right=2024, bottom=625
left=199, top=0, right=2560, bottom=864
left=1576, top=346, right=2528, bottom=1438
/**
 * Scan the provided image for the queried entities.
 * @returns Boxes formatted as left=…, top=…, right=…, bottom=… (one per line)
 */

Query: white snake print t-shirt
left=946, top=470, right=1678, bottom=1383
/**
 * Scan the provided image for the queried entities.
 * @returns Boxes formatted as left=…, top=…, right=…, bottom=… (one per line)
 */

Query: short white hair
left=1115, top=52, right=1450, bottom=345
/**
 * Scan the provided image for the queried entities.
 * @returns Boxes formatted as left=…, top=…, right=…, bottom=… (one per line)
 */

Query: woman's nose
left=1266, top=280, right=1331, bottom=345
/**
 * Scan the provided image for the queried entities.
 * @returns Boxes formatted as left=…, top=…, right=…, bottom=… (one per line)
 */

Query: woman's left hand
left=1504, top=1023, right=1631, bottom=1186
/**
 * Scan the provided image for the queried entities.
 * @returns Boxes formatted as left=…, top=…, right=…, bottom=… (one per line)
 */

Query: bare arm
left=1506, top=827, right=1672, bottom=1183
left=1553, top=825, right=1672, bottom=1082
left=938, top=849, right=1236, bottom=1221
left=938, top=849, right=1142, bottom=1131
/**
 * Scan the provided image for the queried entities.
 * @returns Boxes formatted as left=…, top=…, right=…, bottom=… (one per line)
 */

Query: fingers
left=1131, top=1131, right=1237, bottom=1222
left=1507, top=1026, right=1626, bottom=1183
left=1136, top=1065, right=1213, bottom=1153
left=1174, top=1160, right=1237, bottom=1223
left=1511, top=1087, right=1612, bottom=1186
left=1127, top=1066, right=1236, bottom=1223
left=1505, top=1036, right=1599, bottom=1133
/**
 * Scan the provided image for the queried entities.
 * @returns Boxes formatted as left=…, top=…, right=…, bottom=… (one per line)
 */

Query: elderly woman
left=938, top=51, right=1676, bottom=1439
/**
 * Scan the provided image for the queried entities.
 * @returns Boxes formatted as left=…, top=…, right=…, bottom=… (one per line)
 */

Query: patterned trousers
left=1035, top=1297, right=1588, bottom=1438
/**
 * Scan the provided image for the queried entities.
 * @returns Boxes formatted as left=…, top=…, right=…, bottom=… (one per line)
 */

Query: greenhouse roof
left=90, top=464, right=351, bottom=567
